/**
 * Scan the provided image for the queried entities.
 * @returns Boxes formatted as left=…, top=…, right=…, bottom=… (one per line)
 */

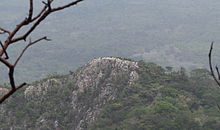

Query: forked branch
left=14, top=37, right=51, bottom=67
left=0, top=27, right=11, bottom=35
left=0, top=41, right=9, bottom=59
left=0, top=0, right=84, bottom=104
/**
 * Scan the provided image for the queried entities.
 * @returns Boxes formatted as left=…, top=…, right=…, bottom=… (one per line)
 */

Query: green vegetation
left=1, top=61, right=220, bottom=129
left=0, top=77, right=77, bottom=129
left=90, top=61, right=220, bottom=130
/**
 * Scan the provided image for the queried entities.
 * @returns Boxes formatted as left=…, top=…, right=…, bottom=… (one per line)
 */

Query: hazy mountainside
left=1, top=0, right=220, bottom=82
left=1, top=57, right=220, bottom=130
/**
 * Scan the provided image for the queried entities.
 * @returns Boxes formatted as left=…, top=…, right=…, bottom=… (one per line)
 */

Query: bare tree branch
left=209, top=42, right=220, bottom=86
left=0, top=27, right=11, bottom=35
left=0, top=0, right=84, bottom=56
left=52, top=0, right=84, bottom=12
left=0, top=41, right=9, bottom=59
left=0, top=57, right=12, bottom=68
left=27, top=0, right=34, bottom=21
left=14, top=37, right=51, bottom=67
left=42, top=0, right=52, bottom=10
left=0, top=83, right=27, bottom=104
left=0, top=0, right=84, bottom=104
left=10, top=10, right=51, bottom=44
left=216, top=65, right=220, bottom=80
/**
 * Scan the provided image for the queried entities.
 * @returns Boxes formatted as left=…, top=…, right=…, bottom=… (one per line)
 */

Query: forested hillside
left=91, top=61, right=220, bottom=130
left=1, top=58, right=220, bottom=129
left=1, top=0, right=220, bottom=82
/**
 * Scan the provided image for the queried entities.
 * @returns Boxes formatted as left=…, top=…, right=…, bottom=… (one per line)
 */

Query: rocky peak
left=20, top=57, right=139, bottom=130
left=73, top=57, right=139, bottom=129
left=75, top=57, right=139, bottom=92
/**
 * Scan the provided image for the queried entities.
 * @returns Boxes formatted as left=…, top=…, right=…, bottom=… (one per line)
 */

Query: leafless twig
left=209, top=42, right=220, bottom=86
left=0, top=27, right=11, bottom=35
left=0, top=0, right=84, bottom=104
left=14, top=37, right=51, bottom=67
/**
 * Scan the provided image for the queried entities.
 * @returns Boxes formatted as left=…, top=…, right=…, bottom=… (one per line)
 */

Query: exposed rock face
left=25, top=78, right=62, bottom=99
left=24, top=57, right=139, bottom=130
left=73, top=57, right=139, bottom=129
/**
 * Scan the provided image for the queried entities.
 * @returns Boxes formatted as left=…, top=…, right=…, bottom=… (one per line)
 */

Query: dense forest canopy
left=1, top=60, right=220, bottom=129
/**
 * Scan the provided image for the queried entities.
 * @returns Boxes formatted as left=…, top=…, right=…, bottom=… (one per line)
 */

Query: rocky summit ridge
left=2, top=57, right=220, bottom=130
left=9, top=57, right=139, bottom=129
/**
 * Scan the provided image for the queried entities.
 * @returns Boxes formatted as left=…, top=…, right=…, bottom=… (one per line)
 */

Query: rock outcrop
left=24, top=57, right=139, bottom=129
left=72, top=57, right=138, bottom=129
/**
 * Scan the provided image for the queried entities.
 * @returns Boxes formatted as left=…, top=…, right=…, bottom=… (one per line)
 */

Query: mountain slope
left=0, top=57, right=139, bottom=129
left=1, top=57, right=220, bottom=130
left=1, top=0, right=220, bottom=82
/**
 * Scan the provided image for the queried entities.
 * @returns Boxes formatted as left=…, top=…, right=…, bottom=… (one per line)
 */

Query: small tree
left=0, top=0, right=84, bottom=103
